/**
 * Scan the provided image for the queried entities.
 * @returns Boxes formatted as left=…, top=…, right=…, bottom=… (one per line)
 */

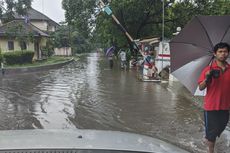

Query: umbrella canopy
left=170, top=15, right=230, bottom=95
left=105, top=46, right=115, bottom=56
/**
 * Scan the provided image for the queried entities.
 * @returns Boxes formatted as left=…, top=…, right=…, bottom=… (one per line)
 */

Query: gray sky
left=32, top=0, right=65, bottom=23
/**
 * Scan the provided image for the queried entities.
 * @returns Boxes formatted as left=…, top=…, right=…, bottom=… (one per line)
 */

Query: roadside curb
left=0, top=58, right=75, bottom=76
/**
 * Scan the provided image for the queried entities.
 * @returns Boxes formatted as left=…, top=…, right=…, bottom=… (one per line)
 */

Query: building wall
left=31, top=21, right=48, bottom=31
left=0, top=37, right=48, bottom=60
left=155, top=41, right=170, bottom=73
left=48, top=25, right=56, bottom=32
left=54, top=47, right=72, bottom=56
left=31, top=20, right=56, bottom=32
left=32, top=37, right=47, bottom=60
left=40, top=37, right=47, bottom=46
left=0, top=38, right=47, bottom=52
left=0, top=38, right=33, bottom=52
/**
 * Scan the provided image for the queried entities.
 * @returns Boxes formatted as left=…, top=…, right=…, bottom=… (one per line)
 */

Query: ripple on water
left=0, top=54, right=229, bottom=153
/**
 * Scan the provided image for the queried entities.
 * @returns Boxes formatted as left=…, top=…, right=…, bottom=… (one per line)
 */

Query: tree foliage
left=0, top=0, right=33, bottom=22
left=94, top=0, right=174, bottom=49
left=62, top=0, right=230, bottom=51
left=62, top=0, right=96, bottom=54
left=5, top=22, right=35, bottom=50
left=169, top=0, right=230, bottom=35
left=52, top=25, right=70, bottom=48
left=62, top=0, right=95, bottom=38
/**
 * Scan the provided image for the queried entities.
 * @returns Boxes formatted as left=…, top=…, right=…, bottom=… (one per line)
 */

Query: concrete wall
left=48, top=25, right=55, bottom=32
left=33, top=37, right=47, bottom=60
left=40, top=38, right=47, bottom=46
left=31, top=21, right=48, bottom=31
left=0, top=38, right=47, bottom=51
left=54, top=47, right=72, bottom=56
left=0, top=38, right=34, bottom=52
left=31, top=21, right=56, bottom=32
left=0, top=37, right=47, bottom=60
left=155, top=41, right=170, bottom=72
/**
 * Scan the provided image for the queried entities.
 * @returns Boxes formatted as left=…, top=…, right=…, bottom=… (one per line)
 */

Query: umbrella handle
left=209, top=55, right=215, bottom=68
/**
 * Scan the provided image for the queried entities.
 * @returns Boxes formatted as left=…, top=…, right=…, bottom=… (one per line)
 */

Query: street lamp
left=173, top=27, right=181, bottom=36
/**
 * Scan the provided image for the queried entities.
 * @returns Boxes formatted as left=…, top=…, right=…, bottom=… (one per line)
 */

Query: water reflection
left=0, top=53, right=229, bottom=153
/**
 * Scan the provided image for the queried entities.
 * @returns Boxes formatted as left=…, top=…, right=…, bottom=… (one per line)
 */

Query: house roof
left=3, top=7, right=60, bottom=27
left=0, top=20, right=49, bottom=37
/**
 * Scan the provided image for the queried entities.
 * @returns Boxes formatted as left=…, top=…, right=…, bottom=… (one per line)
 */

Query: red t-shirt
left=198, top=61, right=230, bottom=111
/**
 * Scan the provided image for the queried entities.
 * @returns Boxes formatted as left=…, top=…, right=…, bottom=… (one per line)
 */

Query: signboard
left=103, top=6, right=112, bottom=15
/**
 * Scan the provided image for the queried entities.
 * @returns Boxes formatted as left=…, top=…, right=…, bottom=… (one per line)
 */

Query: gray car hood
left=0, top=129, right=190, bottom=153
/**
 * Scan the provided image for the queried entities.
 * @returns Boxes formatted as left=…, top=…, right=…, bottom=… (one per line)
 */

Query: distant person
left=198, top=42, right=230, bottom=153
left=106, top=46, right=115, bottom=69
left=143, top=51, right=152, bottom=80
left=108, top=53, right=114, bottom=69
left=148, top=62, right=158, bottom=79
left=136, top=57, right=144, bottom=79
left=129, top=56, right=137, bottom=68
left=118, top=49, right=127, bottom=69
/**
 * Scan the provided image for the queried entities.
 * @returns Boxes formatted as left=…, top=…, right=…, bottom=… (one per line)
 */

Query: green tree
left=208, top=0, right=230, bottom=15
left=62, top=0, right=95, bottom=39
left=0, top=0, right=33, bottom=23
left=62, top=0, right=230, bottom=51
left=5, top=22, right=35, bottom=50
left=94, top=0, right=230, bottom=47
left=94, top=0, right=175, bottom=48
left=62, top=0, right=96, bottom=53
left=52, top=25, right=70, bottom=48
left=168, top=0, right=230, bottom=37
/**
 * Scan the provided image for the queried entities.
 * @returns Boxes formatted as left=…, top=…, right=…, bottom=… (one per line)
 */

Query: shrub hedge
left=3, top=51, right=34, bottom=65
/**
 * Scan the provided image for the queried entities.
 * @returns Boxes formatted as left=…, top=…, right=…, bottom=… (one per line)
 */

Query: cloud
left=32, top=0, right=65, bottom=23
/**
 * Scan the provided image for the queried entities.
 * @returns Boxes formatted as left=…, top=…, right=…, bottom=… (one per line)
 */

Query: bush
left=21, top=51, right=34, bottom=63
left=41, top=46, right=54, bottom=57
left=3, top=50, right=34, bottom=65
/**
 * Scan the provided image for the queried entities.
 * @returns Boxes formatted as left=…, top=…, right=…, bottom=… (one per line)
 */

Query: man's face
left=214, top=47, right=229, bottom=62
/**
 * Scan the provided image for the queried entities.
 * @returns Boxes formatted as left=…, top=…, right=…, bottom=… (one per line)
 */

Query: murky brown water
left=0, top=53, right=229, bottom=153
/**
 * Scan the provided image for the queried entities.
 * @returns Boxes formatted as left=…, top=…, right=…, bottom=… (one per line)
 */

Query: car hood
left=0, top=129, right=190, bottom=153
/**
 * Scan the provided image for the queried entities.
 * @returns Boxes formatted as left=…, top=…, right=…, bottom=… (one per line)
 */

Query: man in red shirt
left=198, top=42, right=230, bottom=153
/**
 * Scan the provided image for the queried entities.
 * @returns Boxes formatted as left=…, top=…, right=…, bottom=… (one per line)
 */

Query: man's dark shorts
left=204, top=110, right=229, bottom=142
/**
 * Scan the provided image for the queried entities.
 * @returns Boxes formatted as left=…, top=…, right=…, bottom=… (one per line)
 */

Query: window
left=21, top=41, right=27, bottom=50
left=8, top=41, right=14, bottom=50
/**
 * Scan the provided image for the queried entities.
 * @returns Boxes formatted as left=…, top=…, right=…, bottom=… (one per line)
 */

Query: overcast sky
left=32, top=0, right=65, bottom=23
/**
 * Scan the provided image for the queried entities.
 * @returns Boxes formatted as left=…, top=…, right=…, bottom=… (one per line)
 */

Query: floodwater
left=0, top=53, right=229, bottom=153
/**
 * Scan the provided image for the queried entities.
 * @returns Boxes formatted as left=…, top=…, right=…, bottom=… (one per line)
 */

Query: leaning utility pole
left=97, top=0, right=143, bottom=56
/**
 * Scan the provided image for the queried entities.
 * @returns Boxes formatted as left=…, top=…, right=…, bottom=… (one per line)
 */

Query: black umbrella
left=170, top=15, right=230, bottom=95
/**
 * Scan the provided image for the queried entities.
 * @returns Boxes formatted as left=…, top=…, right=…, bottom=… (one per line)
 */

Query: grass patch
left=5, top=56, right=74, bottom=68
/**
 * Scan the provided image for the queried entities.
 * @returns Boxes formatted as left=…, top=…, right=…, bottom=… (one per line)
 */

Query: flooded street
left=0, top=53, right=229, bottom=153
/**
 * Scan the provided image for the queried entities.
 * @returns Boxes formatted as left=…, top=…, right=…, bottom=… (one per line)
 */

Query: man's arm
left=199, top=80, right=208, bottom=90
